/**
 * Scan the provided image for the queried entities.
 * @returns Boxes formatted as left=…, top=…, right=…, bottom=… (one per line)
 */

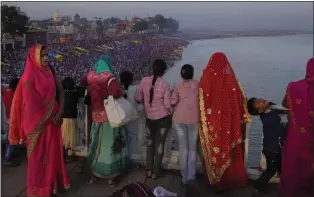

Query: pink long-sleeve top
left=171, top=80, right=200, bottom=124
left=135, top=76, right=171, bottom=120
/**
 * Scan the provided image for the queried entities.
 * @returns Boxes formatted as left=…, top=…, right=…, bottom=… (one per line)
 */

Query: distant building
left=1, top=33, right=26, bottom=50
left=26, top=30, right=48, bottom=47
left=53, top=10, right=62, bottom=23
left=62, top=15, right=72, bottom=22
left=60, top=24, right=74, bottom=34
left=74, top=13, right=80, bottom=21
left=116, top=21, right=130, bottom=33
left=48, top=31, right=60, bottom=43
left=1, top=39, right=15, bottom=50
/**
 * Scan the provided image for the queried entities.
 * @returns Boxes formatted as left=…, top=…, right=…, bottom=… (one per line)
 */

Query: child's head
left=181, top=64, right=194, bottom=80
left=247, top=97, right=270, bottom=115
left=120, top=71, right=134, bottom=90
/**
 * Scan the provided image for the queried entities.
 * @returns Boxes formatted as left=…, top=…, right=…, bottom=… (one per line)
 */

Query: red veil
left=199, top=52, right=251, bottom=189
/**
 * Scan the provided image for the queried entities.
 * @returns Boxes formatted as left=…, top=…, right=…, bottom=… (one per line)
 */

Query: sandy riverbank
left=182, top=31, right=311, bottom=41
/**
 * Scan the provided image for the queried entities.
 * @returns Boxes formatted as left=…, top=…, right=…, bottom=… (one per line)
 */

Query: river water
left=163, top=34, right=313, bottom=167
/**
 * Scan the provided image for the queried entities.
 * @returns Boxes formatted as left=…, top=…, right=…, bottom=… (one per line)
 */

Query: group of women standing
left=7, top=44, right=313, bottom=197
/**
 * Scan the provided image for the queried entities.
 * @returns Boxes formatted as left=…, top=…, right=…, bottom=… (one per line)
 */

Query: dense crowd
left=1, top=34, right=189, bottom=84
left=2, top=31, right=313, bottom=197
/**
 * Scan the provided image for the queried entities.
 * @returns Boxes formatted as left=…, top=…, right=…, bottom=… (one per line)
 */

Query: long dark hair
left=120, top=71, right=133, bottom=90
left=181, top=64, right=194, bottom=80
left=149, top=59, right=167, bottom=106
left=62, top=77, right=75, bottom=90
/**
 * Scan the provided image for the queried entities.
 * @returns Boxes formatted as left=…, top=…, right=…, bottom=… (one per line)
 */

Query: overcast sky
left=3, top=1, right=313, bottom=31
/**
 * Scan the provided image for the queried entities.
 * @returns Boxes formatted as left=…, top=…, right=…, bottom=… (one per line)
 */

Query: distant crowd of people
left=1, top=34, right=188, bottom=84
left=1, top=40, right=313, bottom=197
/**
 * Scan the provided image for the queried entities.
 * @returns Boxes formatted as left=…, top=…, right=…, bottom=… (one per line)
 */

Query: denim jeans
left=173, top=121, right=199, bottom=184
left=125, top=122, right=137, bottom=160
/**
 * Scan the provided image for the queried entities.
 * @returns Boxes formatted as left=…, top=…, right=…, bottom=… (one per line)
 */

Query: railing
left=0, top=88, right=252, bottom=175
left=77, top=98, right=251, bottom=173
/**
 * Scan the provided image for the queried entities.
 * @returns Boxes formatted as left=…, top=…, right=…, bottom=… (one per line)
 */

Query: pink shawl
left=287, top=58, right=314, bottom=137
left=279, top=58, right=314, bottom=197
left=9, top=45, right=56, bottom=157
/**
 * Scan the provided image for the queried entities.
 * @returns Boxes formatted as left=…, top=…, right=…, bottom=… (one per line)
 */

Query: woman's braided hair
left=149, top=59, right=167, bottom=107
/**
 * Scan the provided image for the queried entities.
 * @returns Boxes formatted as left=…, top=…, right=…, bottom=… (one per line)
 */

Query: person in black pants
left=247, top=98, right=288, bottom=193
left=61, top=77, right=85, bottom=161
left=135, top=59, right=172, bottom=179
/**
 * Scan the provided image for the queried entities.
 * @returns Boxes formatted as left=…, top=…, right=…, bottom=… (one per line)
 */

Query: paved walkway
left=2, top=159, right=279, bottom=197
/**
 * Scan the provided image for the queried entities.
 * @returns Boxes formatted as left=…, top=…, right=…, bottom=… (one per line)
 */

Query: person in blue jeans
left=120, top=71, right=140, bottom=171
left=171, top=65, right=200, bottom=186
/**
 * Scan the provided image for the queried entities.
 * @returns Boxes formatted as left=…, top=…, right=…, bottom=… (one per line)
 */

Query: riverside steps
left=2, top=94, right=280, bottom=197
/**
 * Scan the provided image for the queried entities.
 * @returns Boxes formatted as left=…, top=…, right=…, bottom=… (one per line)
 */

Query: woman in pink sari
left=9, top=45, right=70, bottom=196
left=279, top=58, right=314, bottom=197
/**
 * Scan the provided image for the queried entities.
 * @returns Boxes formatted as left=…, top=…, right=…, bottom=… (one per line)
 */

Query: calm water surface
left=163, top=34, right=313, bottom=167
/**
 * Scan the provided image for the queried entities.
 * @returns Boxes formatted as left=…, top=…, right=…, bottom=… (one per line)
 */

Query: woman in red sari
left=279, top=58, right=314, bottom=197
left=199, top=52, right=251, bottom=192
left=9, top=45, right=70, bottom=196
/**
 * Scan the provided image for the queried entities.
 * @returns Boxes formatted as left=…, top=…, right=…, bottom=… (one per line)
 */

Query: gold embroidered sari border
left=26, top=90, right=56, bottom=159
left=199, top=88, right=215, bottom=182
left=237, top=80, right=251, bottom=124
left=35, top=45, right=42, bottom=66
left=199, top=88, right=243, bottom=184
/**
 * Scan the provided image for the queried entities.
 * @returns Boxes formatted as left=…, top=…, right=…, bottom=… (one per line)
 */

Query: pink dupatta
left=9, top=45, right=56, bottom=155
left=279, top=58, right=314, bottom=197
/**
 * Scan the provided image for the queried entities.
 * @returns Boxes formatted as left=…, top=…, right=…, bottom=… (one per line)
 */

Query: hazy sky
left=3, top=1, right=313, bottom=31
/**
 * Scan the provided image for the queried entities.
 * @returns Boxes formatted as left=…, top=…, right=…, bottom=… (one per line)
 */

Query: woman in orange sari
left=9, top=45, right=70, bottom=196
left=199, top=52, right=251, bottom=192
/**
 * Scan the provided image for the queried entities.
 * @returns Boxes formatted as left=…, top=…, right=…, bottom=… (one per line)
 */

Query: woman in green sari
left=80, top=56, right=128, bottom=187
